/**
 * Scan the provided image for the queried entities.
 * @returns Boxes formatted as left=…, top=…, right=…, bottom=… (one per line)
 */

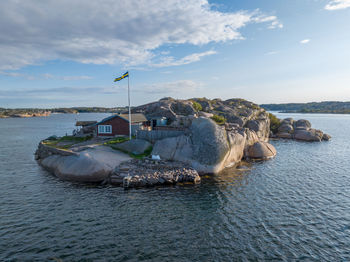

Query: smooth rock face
left=190, top=118, right=229, bottom=166
left=294, top=129, right=323, bottom=142
left=281, top=118, right=294, bottom=126
left=246, top=119, right=270, bottom=142
left=113, top=139, right=151, bottom=155
left=152, top=135, right=192, bottom=162
left=278, top=124, right=293, bottom=133
left=273, top=117, right=330, bottom=142
left=277, top=132, right=293, bottom=139
left=39, top=146, right=131, bottom=182
left=151, top=118, right=248, bottom=174
left=294, top=119, right=311, bottom=130
left=246, top=142, right=277, bottom=159
left=322, top=133, right=332, bottom=141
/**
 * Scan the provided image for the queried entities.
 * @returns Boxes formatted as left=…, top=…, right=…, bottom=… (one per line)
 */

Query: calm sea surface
left=0, top=113, right=349, bottom=261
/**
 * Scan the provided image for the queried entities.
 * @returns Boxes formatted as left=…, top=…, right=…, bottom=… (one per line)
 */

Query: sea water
left=0, top=113, right=349, bottom=261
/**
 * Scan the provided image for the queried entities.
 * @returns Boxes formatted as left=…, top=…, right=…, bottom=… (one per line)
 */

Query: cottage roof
left=97, top=113, right=147, bottom=125
left=119, top=113, right=147, bottom=123
left=75, top=121, right=97, bottom=127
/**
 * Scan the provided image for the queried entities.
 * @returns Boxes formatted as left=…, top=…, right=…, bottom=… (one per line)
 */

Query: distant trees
left=261, top=101, right=350, bottom=114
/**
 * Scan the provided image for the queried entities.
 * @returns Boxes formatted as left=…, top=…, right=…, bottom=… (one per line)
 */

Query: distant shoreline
left=261, top=101, right=350, bottom=114
left=275, top=111, right=350, bottom=114
left=0, top=106, right=128, bottom=118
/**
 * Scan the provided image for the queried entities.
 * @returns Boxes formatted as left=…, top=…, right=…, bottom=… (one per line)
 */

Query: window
left=98, top=125, right=112, bottom=134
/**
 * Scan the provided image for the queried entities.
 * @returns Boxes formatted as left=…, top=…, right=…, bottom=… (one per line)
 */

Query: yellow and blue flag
left=114, top=71, right=129, bottom=82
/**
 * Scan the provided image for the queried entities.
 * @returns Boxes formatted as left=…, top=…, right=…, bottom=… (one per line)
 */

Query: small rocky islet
left=35, top=97, right=331, bottom=188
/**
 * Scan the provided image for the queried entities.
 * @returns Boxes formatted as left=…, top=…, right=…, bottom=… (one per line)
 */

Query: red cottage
left=96, top=113, right=148, bottom=137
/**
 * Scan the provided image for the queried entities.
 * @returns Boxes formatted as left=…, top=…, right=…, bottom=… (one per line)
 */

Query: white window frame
left=98, top=125, right=112, bottom=134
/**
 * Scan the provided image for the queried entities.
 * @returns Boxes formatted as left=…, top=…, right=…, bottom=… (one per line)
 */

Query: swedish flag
left=114, top=71, right=129, bottom=82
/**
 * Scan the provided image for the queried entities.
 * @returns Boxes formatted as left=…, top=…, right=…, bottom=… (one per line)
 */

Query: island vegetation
left=0, top=106, right=128, bottom=118
left=261, top=101, right=350, bottom=114
left=35, top=97, right=331, bottom=188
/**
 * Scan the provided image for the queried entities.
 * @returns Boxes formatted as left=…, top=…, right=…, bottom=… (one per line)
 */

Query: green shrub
left=269, top=113, right=281, bottom=133
left=59, top=135, right=92, bottom=142
left=192, top=101, right=203, bottom=112
left=111, top=145, right=153, bottom=159
left=211, top=114, right=226, bottom=125
left=104, top=137, right=129, bottom=145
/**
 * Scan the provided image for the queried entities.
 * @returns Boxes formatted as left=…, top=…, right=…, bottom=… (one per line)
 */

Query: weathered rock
left=190, top=118, right=229, bottom=166
left=38, top=146, right=131, bottom=182
left=278, top=124, right=293, bottom=133
left=294, top=129, right=323, bottom=142
left=273, top=118, right=330, bottom=143
left=277, top=132, right=293, bottom=139
left=133, top=97, right=270, bottom=137
left=191, top=98, right=213, bottom=112
left=294, top=119, right=311, bottom=130
left=132, top=98, right=196, bottom=122
left=152, top=118, right=247, bottom=174
left=322, top=133, right=332, bottom=141
left=112, top=139, right=151, bottom=155
left=35, top=142, right=77, bottom=160
left=246, top=119, right=270, bottom=141
left=246, top=142, right=277, bottom=160
left=152, top=135, right=192, bottom=162
left=198, top=111, right=214, bottom=118
left=111, top=159, right=201, bottom=188
left=245, top=129, right=260, bottom=148
left=281, top=118, right=294, bottom=126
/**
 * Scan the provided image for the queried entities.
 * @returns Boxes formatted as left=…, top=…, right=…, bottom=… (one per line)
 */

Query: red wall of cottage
left=97, top=117, right=129, bottom=136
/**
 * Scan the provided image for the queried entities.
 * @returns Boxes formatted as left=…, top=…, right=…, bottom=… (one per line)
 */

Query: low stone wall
left=136, top=129, right=185, bottom=143
left=35, top=142, right=77, bottom=160
left=109, top=159, right=201, bottom=188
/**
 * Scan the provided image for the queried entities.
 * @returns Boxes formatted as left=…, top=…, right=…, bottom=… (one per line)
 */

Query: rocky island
left=0, top=109, right=51, bottom=118
left=35, top=97, right=331, bottom=188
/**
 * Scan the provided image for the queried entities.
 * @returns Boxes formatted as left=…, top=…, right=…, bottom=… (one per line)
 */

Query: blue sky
left=0, top=0, right=349, bottom=108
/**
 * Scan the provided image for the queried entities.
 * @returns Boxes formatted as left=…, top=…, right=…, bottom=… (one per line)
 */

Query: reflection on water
left=0, top=113, right=350, bottom=261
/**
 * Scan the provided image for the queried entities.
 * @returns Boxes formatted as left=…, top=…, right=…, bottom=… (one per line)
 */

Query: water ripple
left=0, top=113, right=350, bottom=261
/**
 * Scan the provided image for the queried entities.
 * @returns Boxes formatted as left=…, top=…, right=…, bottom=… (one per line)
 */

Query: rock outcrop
left=36, top=98, right=294, bottom=184
left=152, top=117, right=274, bottom=174
left=133, top=97, right=270, bottom=140
left=133, top=97, right=274, bottom=173
left=36, top=144, right=131, bottom=182
left=246, top=142, right=277, bottom=160
left=112, top=139, right=152, bottom=155
left=274, top=117, right=331, bottom=142
left=110, top=159, right=200, bottom=188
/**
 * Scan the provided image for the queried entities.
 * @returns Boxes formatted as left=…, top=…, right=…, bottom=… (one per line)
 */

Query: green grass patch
left=111, top=145, right=153, bottom=159
left=211, top=114, right=226, bottom=125
left=59, top=135, right=92, bottom=142
left=191, top=101, right=203, bottom=112
left=43, top=135, right=92, bottom=149
left=269, top=113, right=281, bottom=134
left=42, top=140, right=59, bottom=147
left=103, top=137, right=129, bottom=145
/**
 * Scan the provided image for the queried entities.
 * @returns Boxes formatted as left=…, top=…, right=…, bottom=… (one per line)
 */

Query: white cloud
left=300, top=39, right=311, bottom=44
left=135, top=80, right=201, bottom=94
left=265, top=51, right=279, bottom=55
left=0, top=0, right=282, bottom=70
left=325, top=0, right=350, bottom=10
left=0, top=79, right=200, bottom=97
left=0, top=71, right=92, bottom=81
left=152, top=51, right=216, bottom=67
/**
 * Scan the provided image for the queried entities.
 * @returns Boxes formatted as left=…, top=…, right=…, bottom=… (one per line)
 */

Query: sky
left=0, top=0, right=349, bottom=108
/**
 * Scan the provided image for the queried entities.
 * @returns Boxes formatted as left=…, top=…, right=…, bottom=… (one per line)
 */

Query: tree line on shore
left=0, top=106, right=128, bottom=118
left=261, top=101, right=350, bottom=114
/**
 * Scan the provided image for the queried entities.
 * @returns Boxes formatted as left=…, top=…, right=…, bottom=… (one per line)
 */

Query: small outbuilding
left=96, top=113, right=148, bottom=137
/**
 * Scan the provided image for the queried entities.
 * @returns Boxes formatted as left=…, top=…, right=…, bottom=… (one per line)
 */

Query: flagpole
left=128, top=71, right=131, bottom=140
